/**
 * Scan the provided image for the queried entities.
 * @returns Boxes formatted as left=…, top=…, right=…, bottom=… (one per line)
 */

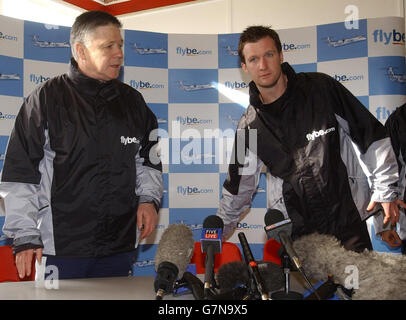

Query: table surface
left=0, top=272, right=309, bottom=300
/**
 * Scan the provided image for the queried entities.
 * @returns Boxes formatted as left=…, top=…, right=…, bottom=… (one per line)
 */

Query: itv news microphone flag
left=0, top=14, right=405, bottom=275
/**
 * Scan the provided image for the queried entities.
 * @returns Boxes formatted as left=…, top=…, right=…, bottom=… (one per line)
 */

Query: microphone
left=216, top=261, right=250, bottom=293
left=264, top=209, right=320, bottom=300
left=209, top=261, right=250, bottom=300
left=154, top=223, right=194, bottom=300
left=200, top=215, right=223, bottom=298
left=257, top=261, right=285, bottom=293
left=180, top=272, right=205, bottom=300
left=264, top=208, right=292, bottom=241
left=215, top=260, right=284, bottom=299
left=292, top=232, right=406, bottom=300
left=238, top=232, right=269, bottom=300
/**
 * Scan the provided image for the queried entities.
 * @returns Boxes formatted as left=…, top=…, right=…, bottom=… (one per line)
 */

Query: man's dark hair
left=70, top=10, right=122, bottom=59
left=238, top=26, right=282, bottom=64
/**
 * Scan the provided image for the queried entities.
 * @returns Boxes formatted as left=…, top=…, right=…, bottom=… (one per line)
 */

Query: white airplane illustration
left=325, top=35, right=366, bottom=47
left=157, top=118, right=167, bottom=123
left=175, top=220, right=203, bottom=231
left=134, top=260, right=155, bottom=268
left=133, top=42, right=167, bottom=55
left=178, top=80, right=216, bottom=91
left=181, top=152, right=216, bottom=162
left=225, top=45, right=238, bottom=56
left=32, top=35, right=70, bottom=48
left=386, top=66, right=406, bottom=83
left=0, top=73, right=20, bottom=80
left=226, top=114, right=239, bottom=126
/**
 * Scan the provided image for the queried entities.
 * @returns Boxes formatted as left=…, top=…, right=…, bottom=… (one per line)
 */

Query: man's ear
left=75, top=42, right=87, bottom=61
left=241, top=61, right=248, bottom=73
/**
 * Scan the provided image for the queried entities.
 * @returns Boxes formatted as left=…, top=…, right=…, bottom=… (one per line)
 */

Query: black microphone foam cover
left=216, top=261, right=250, bottom=294
left=203, top=215, right=224, bottom=229
left=257, top=261, right=285, bottom=292
left=264, top=209, right=285, bottom=226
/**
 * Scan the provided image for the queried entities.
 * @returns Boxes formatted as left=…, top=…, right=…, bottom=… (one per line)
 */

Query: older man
left=0, top=11, right=163, bottom=279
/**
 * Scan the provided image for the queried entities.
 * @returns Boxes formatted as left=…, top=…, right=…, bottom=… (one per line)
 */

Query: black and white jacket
left=0, top=59, right=163, bottom=257
left=217, top=62, right=399, bottom=241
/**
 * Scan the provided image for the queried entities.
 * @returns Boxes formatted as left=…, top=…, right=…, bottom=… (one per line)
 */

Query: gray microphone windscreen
left=154, top=223, right=195, bottom=277
left=293, top=233, right=406, bottom=300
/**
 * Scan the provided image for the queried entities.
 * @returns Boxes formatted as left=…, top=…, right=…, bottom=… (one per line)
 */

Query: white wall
left=120, top=0, right=404, bottom=33
left=0, top=0, right=83, bottom=26
left=0, top=0, right=404, bottom=32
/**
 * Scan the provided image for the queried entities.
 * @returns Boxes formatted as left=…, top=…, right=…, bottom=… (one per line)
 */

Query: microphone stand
left=271, top=248, right=303, bottom=300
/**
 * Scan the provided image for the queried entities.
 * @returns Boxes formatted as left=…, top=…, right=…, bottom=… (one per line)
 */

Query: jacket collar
left=248, top=62, right=297, bottom=108
left=67, top=58, right=120, bottom=101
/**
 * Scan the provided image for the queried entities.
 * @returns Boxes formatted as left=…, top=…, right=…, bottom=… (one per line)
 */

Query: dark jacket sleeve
left=0, top=89, right=47, bottom=254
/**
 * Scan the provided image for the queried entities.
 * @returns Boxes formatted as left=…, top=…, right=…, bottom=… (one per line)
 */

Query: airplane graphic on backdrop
left=225, top=45, right=238, bottom=56
left=181, top=152, right=216, bottom=162
left=0, top=73, right=20, bottom=80
left=157, top=118, right=168, bottom=124
left=132, top=43, right=167, bottom=55
left=325, top=35, right=366, bottom=47
left=226, top=114, right=239, bottom=126
left=386, top=66, right=406, bottom=83
left=178, top=81, right=216, bottom=91
left=174, top=220, right=203, bottom=231
left=134, top=260, right=154, bottom=268
left=32, top=35, right=70, bottom=48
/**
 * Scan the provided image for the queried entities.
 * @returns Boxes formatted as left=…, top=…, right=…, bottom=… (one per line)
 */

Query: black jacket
left=217, top=62, right=399, bottom=241
left=0, top=59, right=163, bottom=257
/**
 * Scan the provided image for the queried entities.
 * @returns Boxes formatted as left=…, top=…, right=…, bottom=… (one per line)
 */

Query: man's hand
left=380, top=230, right=402, bottom=247
left=136, top=203, right=158, bottom=239
left=367, top=200, right=406, bottom=225
left=15, top=248, right=42, bottom=279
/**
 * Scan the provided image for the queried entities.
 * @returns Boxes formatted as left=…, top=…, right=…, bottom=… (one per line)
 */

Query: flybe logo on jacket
left=120, top=136, right=140, bottom=145
left=306, top=127, right=335, bottom=141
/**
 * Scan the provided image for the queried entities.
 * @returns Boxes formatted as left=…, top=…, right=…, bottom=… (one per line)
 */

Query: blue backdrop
left=0, top=15, right=405, bottom=276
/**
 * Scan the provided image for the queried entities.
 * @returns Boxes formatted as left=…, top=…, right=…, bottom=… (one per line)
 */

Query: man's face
left=78, top=24, right=123, bottom=81
left=241, top=36, right=284, bottom=90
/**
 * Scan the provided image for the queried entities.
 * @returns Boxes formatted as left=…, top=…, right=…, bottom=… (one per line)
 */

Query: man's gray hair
left=70, top=10, right=122, bottom=60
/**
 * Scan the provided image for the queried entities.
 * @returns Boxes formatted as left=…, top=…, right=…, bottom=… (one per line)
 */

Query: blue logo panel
left=369, top=56, right=406, bottom=95
left=24, top=21, right=71, bottom=63
left=124, top=30, right=168, bottom=68
left=317, top=19, right=368, bottom=62
left=169, top=138, right=219, bottom=173
left=218, top=33, right=241, bottom=69
left=148, top=103, right=168, bottom=132
left=161, top=173, right=169, bottom=208
left=169, top=69, right=218, bottom=103
left=0, top=55, right=23, bottom=97
left=219, top=103, right=246, bottom=132
left=292, top=63, right=317, bottom=73
left=132, top=244, right=157, bottom=276
left=356, top=96, right=369, bottom=110
left=169, top=208, right=216, bottom=241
